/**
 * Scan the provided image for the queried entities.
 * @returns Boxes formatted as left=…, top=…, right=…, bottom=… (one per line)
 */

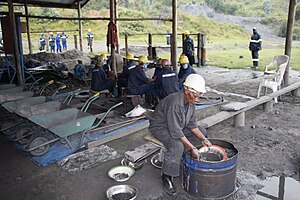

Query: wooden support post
left=114, top=0, right=120, bottom=54
left=8, top=0, right=23, bottom=85
left=74, top=35, right=78, bottom=50
left=292, top=88, right=300, bottom=97
left=181, top=33, right=184, bottom=54
left=234, top=112, right=245, bottom=127
left=284, top=0, right=297, bottom=85
left=200, top=34, right=206, bottom=66
left=148, top=33, right=152, bottom=59
left=197, top=33, right=201, bottom=68
left=171, top=0, right=178, bottom=74
left=125, top=33, right=128, bottom=56
left=77, top=0, right=83, bottom=51
left=110, top=0, right=117, bottom=78
left=24, top=0, right=32, bottom=54
left=264, top=101, right=273, bottom=112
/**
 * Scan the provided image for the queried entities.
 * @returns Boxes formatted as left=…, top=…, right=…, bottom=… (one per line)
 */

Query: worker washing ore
left=148, top=74, right=212, bottom=196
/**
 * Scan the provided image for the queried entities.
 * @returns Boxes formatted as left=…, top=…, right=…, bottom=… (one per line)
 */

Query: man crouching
left=148, top=74, right=212, bottom=196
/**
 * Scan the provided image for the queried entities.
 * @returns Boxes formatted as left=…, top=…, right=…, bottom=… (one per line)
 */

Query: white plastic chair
left=257, top=55, right=289, bottom=103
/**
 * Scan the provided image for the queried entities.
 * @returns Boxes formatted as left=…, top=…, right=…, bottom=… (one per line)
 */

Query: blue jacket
left=127, top=65, right=149, bottom=95
left=178, top=65, right=196, bottom=89
left=183, top=37, right=194, bottom=56
left=155, top=68, right=179, bottom=98
left=91, top=68, right=107, bottom=91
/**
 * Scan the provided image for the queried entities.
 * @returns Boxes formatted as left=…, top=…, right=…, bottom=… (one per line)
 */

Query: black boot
left=161, top=173, right=176, bottom=195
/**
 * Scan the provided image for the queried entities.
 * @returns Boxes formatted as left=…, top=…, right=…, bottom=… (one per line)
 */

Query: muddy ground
left=199, top=66, right=300, bottom=182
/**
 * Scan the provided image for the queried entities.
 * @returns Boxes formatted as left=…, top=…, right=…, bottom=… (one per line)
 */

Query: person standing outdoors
left=55, top=32, right=62, bottom=53
left=149, top=73, right=212, bottom=196
left=166, top=31, right=171, bottom=45
left=60, top=31, right=68, bottom=51
left=48, top=32, right=55, bottom=53
left=183, top=30, right=195, bottom=66
left=249, top=27, right=262, bottom=68
left=39, top=32, right=46, bottom=51
left=86, top=29, right=94, bottom=50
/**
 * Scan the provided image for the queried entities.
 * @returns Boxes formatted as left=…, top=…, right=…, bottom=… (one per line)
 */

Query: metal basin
left=106, top=185, right=137, bottom=200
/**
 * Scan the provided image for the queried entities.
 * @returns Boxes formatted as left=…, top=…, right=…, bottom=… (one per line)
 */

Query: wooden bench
left=198, top=82, right=300, bottom=128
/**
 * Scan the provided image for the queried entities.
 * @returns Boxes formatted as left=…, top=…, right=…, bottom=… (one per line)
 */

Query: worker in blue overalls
left=39, top=32, right=46, bottom=51
left=91, top=60, right=116, bottom=93
left=127, top=55, right=153, bottom=96
left=61, top=31, right=68, bottom=51
left=98, top=53, right=111, bottom=74
left=48, top=32, right=55, bottom=53
left=178, top=54, right=196, bottom=89
left=55, top=32, right=62, bottom=53
left=117, top=53, right=136, bottom=96
left=153, top=59, right=180, bottom=99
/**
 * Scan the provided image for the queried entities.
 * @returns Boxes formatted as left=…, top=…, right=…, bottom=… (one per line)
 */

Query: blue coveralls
left=152, top=67, right=180, bottom=99
left=152, top=66, right=163, bottom=80
left=249, top=31, right=262, bottom=67
left=48, top=35, right=55, bottom=53
left=127, top=65, right=153, bottom=95
left=39, top=34, right=46, bottom=51
left=56, top=35, right=62, bottom=52
left=183, top=36, right=195, bottom=65
left=178, top=65, right=196, bottom=89
left=61, top=33, right=68, bottom=50
left=91, top=68, right=116, bottom=93
left=86, top=32, right=94, bottom=48
left=118, top=61, right=134, bottom=89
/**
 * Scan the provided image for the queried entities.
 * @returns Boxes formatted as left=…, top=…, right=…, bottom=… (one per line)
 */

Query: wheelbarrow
left=0, top=77, right=43, bottom=94
left=0, top=79, right=56, bottom=107
left=0, top=83, right=67, bottom=135
left=24, top=101, right=123, bottom=156
left=3, top=91, right=99, bottom=144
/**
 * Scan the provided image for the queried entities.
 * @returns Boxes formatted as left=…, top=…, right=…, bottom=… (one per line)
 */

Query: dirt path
left=195, top=66, right=300, bottom=183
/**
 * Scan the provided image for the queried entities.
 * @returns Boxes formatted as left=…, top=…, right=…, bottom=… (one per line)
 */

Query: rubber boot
left=161, top=173, right=176, bottom=196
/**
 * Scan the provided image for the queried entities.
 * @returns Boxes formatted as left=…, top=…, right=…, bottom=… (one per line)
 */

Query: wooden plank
left=198, top=82, right=300, bottom=128
left=268, top=82, right=300, bottom=98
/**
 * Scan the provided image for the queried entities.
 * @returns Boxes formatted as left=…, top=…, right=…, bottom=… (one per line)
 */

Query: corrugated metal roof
left=0, top=0, right=91, bottom=9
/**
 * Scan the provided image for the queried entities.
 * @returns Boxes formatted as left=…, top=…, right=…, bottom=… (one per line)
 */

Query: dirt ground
left=0, top=66, right=299, bottom=200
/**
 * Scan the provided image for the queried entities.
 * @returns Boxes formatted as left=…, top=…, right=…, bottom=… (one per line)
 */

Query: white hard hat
left=183, top=74, right=206, bottom=93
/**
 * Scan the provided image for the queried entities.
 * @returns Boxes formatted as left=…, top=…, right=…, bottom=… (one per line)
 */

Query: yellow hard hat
left=138, top=55, right=148, bottom=63
left=179, top=55, right=189, bottom=64
left=99, top=53, right=107, bottom=61
left=88, top=28, right=92, bottom=32
left=184, top=30, right=190, bottom=35
left=126, top=53, right=134, bottom=60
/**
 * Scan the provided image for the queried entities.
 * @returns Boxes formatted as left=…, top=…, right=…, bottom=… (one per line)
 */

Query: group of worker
left=89, top=51, right=198, bottom=106
left=39, top=31, right=68, bottom=53
left=39, top=29, right=94, bottom=52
